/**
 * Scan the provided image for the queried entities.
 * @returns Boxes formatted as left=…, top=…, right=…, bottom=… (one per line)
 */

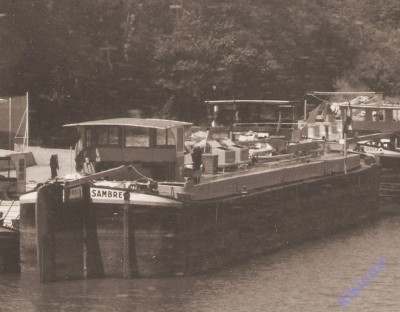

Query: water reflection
left=1, top=214, right=400, bottom=312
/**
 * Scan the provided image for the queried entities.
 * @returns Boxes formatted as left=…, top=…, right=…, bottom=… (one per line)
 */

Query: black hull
left=378, top=167, right=400, bottom=214
left=0, top=227, right=20, bottom=273
left=19, top=165, right=380, bottom=280
left=184, top=165, right=379, bottom=274
left=378, top=155, right=400, bottom=169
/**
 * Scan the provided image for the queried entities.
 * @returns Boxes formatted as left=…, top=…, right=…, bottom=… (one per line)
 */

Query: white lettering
left=90, top=187, right=125, bottom=200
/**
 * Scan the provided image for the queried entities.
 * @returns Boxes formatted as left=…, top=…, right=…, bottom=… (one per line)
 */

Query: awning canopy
left=205, top=100, right=300, bottom=106
left=64, top=118, right=192, bottom=130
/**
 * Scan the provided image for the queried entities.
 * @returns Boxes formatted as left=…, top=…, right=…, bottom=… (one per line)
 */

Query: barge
left=19, top=118, right=380, bottom=281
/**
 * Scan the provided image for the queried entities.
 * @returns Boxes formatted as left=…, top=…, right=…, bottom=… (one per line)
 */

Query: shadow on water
left=1, top=210, right=398, bottom=312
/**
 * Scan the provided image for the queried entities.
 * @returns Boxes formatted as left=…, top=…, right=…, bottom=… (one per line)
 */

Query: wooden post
left=79, top=183, right=105, bottom=279
left=122, top=191, right=132, bottom=278
left=8, top=97, right=12, bottom=150
left=212, top=105, right=218, bottom=127
left=344, top=132, right=347, bottom=174
left=36, top=184, right=63, bottom=283
left=36, top=186, right=53, bottom=283
left=276, top=109, right=282, bottom=135
left=81, top=184, right=89, bottom=280
left=26, top=91, right=29, bottom=150
left=304, top=99, right=307, bottom=121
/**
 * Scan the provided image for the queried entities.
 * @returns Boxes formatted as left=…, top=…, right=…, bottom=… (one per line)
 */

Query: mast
left=8, top=97, right=11, bottom=150
left=304, top=98, right=307, bottom=121
left=26, top=91, right=29, bottom=150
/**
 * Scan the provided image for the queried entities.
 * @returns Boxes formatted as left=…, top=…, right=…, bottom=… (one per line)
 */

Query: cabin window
left=176, top=127, right=183, bottom=151
left=125, top=127, right=150, bottom=147
left=156, top=129, right=176, bottom=146
left=156, top=129, right=167, bottom=145
left=393, top=110, right=400, bottom=121
left=97, top=126, right=120, bottom=146
left=259, top=106, right=275, bottom=122
left=85, top=128, right=93, bottom=147
left=352, top=109, right=365, bottom=121
left=97, top=128, right=108, bottom=145
left=167, top=129, right=175, bottom=146
left=215, top=106, right=236, bottom=126
left=372, top=110, right=384, bottom=122
left=109, top=127, right=119, bottom=145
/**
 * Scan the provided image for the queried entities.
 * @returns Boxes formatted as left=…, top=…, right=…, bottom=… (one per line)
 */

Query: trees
left=143, top=0, right=362, bottom=121
left=150, top=1, right=279, bottom=122
left=321, top=0, right=400, bottom=96
left=2, top=0, right=400, bottom=143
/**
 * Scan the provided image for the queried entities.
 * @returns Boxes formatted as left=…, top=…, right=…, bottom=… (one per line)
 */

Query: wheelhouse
left=205, top=100, right=302, bottom=139
left=64, top=118, right=192, bottom=182
left=340, top=103, right=400, bottom=133
left=304, top=91, right=400, bottom=134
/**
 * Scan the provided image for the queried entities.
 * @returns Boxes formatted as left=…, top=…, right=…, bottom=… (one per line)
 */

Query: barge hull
left=19, top=165, right=379, bottom=280
left=0, top=227, right=19, bottom=273
left=185, top=165, right=379, bottom=273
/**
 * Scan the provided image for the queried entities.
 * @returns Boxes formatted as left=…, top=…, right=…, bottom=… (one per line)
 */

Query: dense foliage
left=2, top=0, right=400, bottom=142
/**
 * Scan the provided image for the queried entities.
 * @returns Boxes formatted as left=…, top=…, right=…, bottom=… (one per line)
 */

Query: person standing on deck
left=50, top=154, right=59, bottom=179
left=191, top=145, right=203, bottom=183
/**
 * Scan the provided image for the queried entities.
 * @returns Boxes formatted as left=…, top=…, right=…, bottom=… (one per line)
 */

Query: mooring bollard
left=122, top=191, right=131, bottom=278
left=82, top=184, right=89, bottom=280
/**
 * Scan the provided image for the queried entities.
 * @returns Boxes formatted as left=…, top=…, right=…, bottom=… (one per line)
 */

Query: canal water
left=1, top=209, right=400, bottom=311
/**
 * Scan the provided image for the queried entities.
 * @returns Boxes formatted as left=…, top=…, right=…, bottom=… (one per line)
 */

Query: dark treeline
left=2, top=0, right=400, bottom=142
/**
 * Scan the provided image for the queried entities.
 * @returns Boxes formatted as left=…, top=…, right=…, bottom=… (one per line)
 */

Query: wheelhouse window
left=156, top=129, right=176, bottom=146
left=109, top=127, right=119, bottom=144
left=167, top=129, right=175, bottom=146
left=352, top=109, right=366, bottom=121
left=259, top=106, right=278, bottom=122
left=393, top=110, right=400, bottom=121
left=176, top=127, right=183, bottom=152
left=125, top=127, right=150, bottom=147
left=96, top=126, right=120, bottom=146
left=85, top=128, right=93, bottom=147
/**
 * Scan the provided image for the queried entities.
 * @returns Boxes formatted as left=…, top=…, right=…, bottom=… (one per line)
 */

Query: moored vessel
left=19, top=117, right=380, bottom=281
left=356, top=138, right=400, bottom=169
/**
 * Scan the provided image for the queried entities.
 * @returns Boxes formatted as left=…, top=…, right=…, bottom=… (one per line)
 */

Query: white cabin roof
left=63, top=118, right=192, bottom=130
left=205, top=100, right=299, bottom=107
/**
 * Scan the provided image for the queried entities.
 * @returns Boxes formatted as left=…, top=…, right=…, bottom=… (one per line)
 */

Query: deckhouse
left=64, top=118, right=192, bottom=181
left=338, top=102, right=400, bottom=133
left=205, top=100, right=301, bottom=134
left=304, top=91, right=400, bottom=135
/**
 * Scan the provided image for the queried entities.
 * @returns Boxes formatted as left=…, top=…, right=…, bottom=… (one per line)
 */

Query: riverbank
left=25, top=146, right=77, bottom=183
left=0, top=146, right=77, bottom=184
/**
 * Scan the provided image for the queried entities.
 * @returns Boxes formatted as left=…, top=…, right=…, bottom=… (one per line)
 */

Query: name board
left=91, top=187, right=125, bottom=200
left=363, top=146, right=383, bottom=153
left=69, top=186, right=83, bottom=199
